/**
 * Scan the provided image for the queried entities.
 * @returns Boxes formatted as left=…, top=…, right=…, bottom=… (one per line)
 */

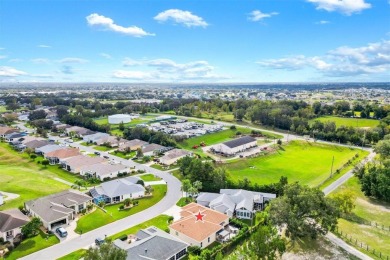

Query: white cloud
left=0, top=55, right=7, bottom=60
left=100, top=53, right=112, bottom=59
left=113, top=70, right=157, bottom=80
left=8, top=59, right=23, bottom=63
left=37, top=44, right=51, bottom=48
left=257, top=40, right=390, bottom=77
left=57, top=57, right=88, bottom=64
left=31, top=58, right=50, bottom=64
left=248, top=10, right=279, bottom=22
left=316, top=20, right=330, bottom=25
left=122, top=58, right=142, bottom=66
left=0, top=66, right=27, bottom=77
left=307, top=0, right=371, bottom=15
left=86, top=13, right=154, bottom=37
left=115, top=58, right=229, bottom=81
left=154, top=9, right=208, bottom=27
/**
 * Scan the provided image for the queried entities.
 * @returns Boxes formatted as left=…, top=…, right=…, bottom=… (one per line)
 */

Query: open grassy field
left=311, top=116, right=379, bottom=128
left=332, top=177, right=390, bottom=259
left=75, top=185, right=167, bottom=233
left=0, top=143, right=76, bottom=210
left=225, top=141, right=368, bottom=187
left=6, top=231, right=59, bottom=260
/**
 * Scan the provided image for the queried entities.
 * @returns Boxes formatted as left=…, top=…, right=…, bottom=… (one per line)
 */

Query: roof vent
left=145, top=249, right=147, bottom=254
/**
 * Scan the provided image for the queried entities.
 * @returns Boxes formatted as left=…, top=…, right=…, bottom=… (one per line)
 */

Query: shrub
left=188, top=246, right=201, bottom=255
left=119, top=205, right=124, bottom=210
left=230, top=125, right=236, bottom=130
left=168, top=216, right=174, bottom=223
left=103, top=177, right=111, bottom=182
left=119, top=235, right=127, bottom=241
left=0, top=238, right=4, bottom=245
left=235, top=131, right=242, bottom=136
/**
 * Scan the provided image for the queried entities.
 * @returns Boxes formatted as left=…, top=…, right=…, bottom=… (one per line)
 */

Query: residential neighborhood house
left=114, top=226, right=188, bottom=260
left=0, top=209, right=30, bottom=242
left=24, top=190, right=92, bottom=231
left=159, top=149, right=192, bottom=166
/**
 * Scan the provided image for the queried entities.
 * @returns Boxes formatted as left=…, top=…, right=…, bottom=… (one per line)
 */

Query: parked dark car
left=103, top=155, right=109, bottom=159
left=94, top=152, right=100, bottom=155
left=95, top=237, right=105, bottom=246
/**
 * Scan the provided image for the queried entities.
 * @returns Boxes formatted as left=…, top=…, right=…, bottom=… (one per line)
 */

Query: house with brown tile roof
left=118, top=139, right=148, bottom=152
left=159, top=149, right=192, bottom=166
left=0, top=126, right=18, bottom=138
left=169, top=203, right=229, bottom=248
left=45, top=148, right=81, bottom=165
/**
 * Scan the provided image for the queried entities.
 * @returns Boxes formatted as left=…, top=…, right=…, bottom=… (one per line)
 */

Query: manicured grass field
left=93, top=145, right=113, bottom=151
left=6, top=231, right=59, bottom=260
left=75, top=185, right=167, bottom=233
left=139, top=174, right=161, bottom=181
left=177, top=128, right=252, bottom=156
left=57, top=249, right=87, bottom=260
left=225, top=141, right=367, bottom=187
left=333, top=177, right=390, bottom=259
left=111, top=150, right=136, bottom=159
left=0, top=105, right=7, bottom=112
left=0, top=143, right=76, bottom=210
left=311, top=116, right=379, bottom=128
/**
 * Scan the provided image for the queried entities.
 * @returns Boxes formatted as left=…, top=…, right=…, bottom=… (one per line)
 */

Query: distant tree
left=21, top=217, right=41, bottom=237
left=28, top=110, right=47, bottom=121
left=84, top=242, right=127, bottom=260
left=246, top=225, right=286, bottom=260
left=41, top=159, right=49, bottom=168
left=74, top=180, right=87, bottom=190
left=374, top=139, right=390, bottom=159
left=136, top=148, right=143, bottom=158
left=234, top=108, right=246, bottom=121
left=230, top=125, right=236, bottom=130
left=123, top=198, right=131, bottom=207
left=56, top=105, right=69, bottom=119
left=6, top=102, right=20, bottom=111
left=30, top=154, right=37, bottom=161
left=277, top=139, right=282, bottom=145
left=182, top=179, right=192, bottom=198
left=268, top=183, right=340, bottom=240
left=331, top=191, right=356, bottom=214
left=118, top=122, right=125, bottom=131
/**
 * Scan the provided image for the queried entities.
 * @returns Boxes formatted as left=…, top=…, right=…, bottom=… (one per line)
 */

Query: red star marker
left=195, top=211, right=205, bottom=222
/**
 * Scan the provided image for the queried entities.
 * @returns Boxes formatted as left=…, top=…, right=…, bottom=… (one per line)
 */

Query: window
left=176, top=231, right=178, bottom=236
left=200, top=242, right=203, bottom=248
left=208, top=237, right=210, bottom=243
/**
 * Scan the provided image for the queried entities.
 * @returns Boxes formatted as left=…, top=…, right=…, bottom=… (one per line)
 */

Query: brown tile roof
left=45, top=148, right=81, bottom=159
left=169, top=203, right=229, bottom=242
left=0, top=126, right=18, bottom=135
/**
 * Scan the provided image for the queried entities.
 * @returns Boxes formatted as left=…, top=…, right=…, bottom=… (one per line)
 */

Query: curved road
left=19, top=119, right=374, bottom=260
left=21, top=138, right=182, bottom=260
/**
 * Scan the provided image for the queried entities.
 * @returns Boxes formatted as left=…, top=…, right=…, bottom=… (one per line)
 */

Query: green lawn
left=75, top=185, right=167, bottom=233
left=150, top=164, right=177, bottom=171
left=333, top=177, right=390, bottom=259
left=177, top=128, right=252, bottom=156
left=93, top=145, right=113, bottom=151
left=139, top=174, right=161, bottom=181
left=0, top=143, right=75, bottom=210
left=111, top=150, right=136, bottom=159
left=311, top=116, right=379, bottom=128
left=225, top=141, right=367, bottom=187
left=57, top=249, right=87, bottom=260
left=109, top=215, right=171, bottom=240
left=176, top=197, right=193, bottom=207
left=0, top=105, right=7, bottom=113
left=6, top=231, right=59, bottom=260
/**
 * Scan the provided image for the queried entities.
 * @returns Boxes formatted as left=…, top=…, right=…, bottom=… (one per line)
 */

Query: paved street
left=21, top=136, right=182, bottom=260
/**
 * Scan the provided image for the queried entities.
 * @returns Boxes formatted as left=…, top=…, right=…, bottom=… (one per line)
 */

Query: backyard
left=311, top=116, right=379, bottom=128
left=75, top=184, right=167, bottom=233
left=0, top=143, right=78, bottom=210
left=225, top=141, right=368, bottom=187
left=332, top=177, right=390, bottom=259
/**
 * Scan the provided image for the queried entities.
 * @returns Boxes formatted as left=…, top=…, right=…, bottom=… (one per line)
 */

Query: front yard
left=139, top=174, right=161, bottom=182
left=5, top=231, right=59, bottom=260
left=75, top=185, right=167, bottom=233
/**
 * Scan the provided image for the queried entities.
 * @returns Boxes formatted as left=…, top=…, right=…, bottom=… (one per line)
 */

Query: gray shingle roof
left=114, top=226, right=188, bottom=260
left=0, top=209, right=30, bottom=233
left=25, top=190, right=91, bottom=223
left=91, top=177, right=145, bottom=198
left=36, top=144, right=63, bottom=154
left=24, top=140, right=50, bottom=149
left=222, top=136, right=256, bottom=149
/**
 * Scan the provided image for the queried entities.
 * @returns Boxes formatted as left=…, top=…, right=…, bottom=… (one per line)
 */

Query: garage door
left=50, top=218, right=67, bottom=229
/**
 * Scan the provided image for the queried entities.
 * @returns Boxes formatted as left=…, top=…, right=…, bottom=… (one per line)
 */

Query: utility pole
left=330, top=155, right=335, bottom=177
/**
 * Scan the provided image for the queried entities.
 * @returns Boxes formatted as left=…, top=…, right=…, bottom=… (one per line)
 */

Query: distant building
left=159, top=149, right=192, bottom=166
left=80, top=162, right=129, bottom=180
left=213, top=136, right=257, bottom=156
left=108, top=114, right=132, bottom=124
left=118, top=139, right=148, bottom=152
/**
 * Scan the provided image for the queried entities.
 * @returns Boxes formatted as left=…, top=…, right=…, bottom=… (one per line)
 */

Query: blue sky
left=0, top=0, right=389, bottom=83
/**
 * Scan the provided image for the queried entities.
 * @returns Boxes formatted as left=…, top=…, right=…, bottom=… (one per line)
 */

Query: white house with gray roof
left=90, top=177, right=145, bottom=204
left=197, top=189, right=276, bottom=219
left=82, top=132, right=110, bottom=144
left=80, top=163, right=129, bottom=180
left=212, top=136, right=257, bottom=156
left=35, top=144, right=63, bottom=156
left=24, top=190, right=92, bottom=231
left=113, top=226, right=188, bottom=260
left=0, top=209, right=30, bottom=242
